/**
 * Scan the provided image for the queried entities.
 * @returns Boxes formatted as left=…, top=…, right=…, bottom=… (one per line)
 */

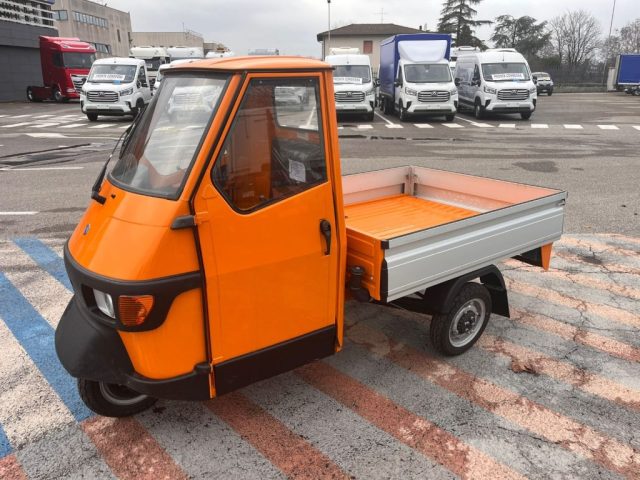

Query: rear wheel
left=429, top=283, right=492, bottom=356
left=520, top=112, right=532, bottom=120
left=87, top=113, right=98, bottom=121
left=78, top=379, right=157, bottom=417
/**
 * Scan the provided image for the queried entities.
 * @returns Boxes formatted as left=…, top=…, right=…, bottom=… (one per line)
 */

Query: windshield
left=333, top=65, right=371, bottom=84
left=143, top=57, right=165, bottom=71
left=404, top=64, right=451, bottom=83
left=109, top=74, right=228, bottom=198
left=89, top=64, right=138, bottom=83
left=62, top=53, right=95, bottom=69
left=482, top=63, right=530, bottom=82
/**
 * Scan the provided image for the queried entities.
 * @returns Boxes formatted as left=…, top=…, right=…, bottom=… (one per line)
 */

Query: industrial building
left=51, top=0, right=132, bottom=57
left=0, top=0, right=57, bottom=101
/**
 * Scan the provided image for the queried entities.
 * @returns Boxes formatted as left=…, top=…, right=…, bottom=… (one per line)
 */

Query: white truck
left=129, top=46, right=169, bottom=88
left=167, top=46, right=205, bottom=62
left=325, top=48, right=376, bottom=121
left=454, top=49, right=537, bottom=120
left=379, top=34, right=458, bottom=122
left=80, top=57, right=152, bottom=121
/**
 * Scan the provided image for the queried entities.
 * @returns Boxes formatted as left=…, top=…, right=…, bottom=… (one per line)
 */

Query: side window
left=52, top=53, right=63, bottom=67
left=397, top=66, right=403, bottom=83
left=138, top=67, right=147, bottom=85
left=363, top=40, right=373, bottom=54
left=212, top=77, right=327, bottom=212
left=473, top=64, right=481, bottom=83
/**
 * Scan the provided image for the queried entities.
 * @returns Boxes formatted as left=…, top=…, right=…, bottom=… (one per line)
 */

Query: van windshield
left=109, top=74, right=229, bottom=198
left=62, top=53, right=95, bottom=69
left=482, top=63, right=530, bottom=82
left=333, top=65, right=371, bottom=84
left=89, top=65, right=138, bottom=83
left=404, top=64, right=451, bottom=83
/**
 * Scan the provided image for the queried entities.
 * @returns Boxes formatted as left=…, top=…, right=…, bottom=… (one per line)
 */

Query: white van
left=81, top=58, right=152, bottom=121
left=454, top=49, right=537, bottom=120
left=325, top=52, right=376, bottom=121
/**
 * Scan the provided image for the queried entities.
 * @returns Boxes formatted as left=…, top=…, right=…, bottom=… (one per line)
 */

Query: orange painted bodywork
left=344, top=194, right=479, bottom=300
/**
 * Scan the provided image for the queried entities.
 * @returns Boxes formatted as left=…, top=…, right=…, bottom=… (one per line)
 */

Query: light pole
left=327, top=0, right=331, bottom=58
left=602, top=0, right=617, bottom=86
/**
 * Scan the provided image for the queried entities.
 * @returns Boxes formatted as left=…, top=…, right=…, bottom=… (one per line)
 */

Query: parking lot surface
left=0, top=92, right=639, bottom=479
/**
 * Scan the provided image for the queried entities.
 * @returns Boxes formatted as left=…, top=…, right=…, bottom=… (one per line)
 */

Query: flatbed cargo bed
left=343, top=166, right=567, bottom=302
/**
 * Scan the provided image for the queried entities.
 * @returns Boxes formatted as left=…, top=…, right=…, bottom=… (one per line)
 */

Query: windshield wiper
left=91, top=124, right=133, bottom=204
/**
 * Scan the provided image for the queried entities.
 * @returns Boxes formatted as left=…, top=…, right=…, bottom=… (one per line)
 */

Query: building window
left=0, top=0, right=54, bottom=27
left=72, top=10, right=108, bottom=28
left=117, top=29, right=121, bottom=42
left=53, top=10, right=68, bottom=21
left=91, top=43, right=111, bottom=54
left=363, top=40, right=373, bottom=54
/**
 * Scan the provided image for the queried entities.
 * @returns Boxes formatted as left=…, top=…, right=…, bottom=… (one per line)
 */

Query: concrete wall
left=130, top=32, right=203, bottom=49
left=321, top=35, right=390, bottom=74
left=0, top=21, right=58, bottom=102
left=53, top=0, right=132, bottom=57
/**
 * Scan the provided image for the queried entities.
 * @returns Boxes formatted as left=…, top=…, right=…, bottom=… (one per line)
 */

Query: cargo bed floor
left=344, top=194, right=479, bottom=240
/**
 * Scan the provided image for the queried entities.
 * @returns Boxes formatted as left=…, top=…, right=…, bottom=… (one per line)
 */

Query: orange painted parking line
left=513, top=309, right=640, bottom=364
left=560, top=237, right=639, bottom=259
left=506, top=278, right=640, bottom=328
left=555, top=250, right=640, bottom=276
left=208, top=392, right=349, bottom=480
left=479, top=334, right=640, bottom=411
left=82, top=416, right=188, bottom=480
left=504, top=260, right=640, bottom=301
left=346, top=323, right=640, bottom=479
left=297, top=362, right=525, bottom=480
left=0, top=454, right=27, bottom=480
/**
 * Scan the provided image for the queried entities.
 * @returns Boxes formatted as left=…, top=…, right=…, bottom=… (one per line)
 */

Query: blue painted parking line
left=0, top=423, right=11, bottom=458
left=0, top=273, right=91, bottom=421
left=14, top=238, right=72, bottom=291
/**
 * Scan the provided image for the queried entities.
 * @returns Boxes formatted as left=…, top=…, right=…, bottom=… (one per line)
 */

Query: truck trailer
left=129, top=46, right=170, bottom=87
left=27, top=36, right=96, bottom=103
left=613, top=54, right=640, bottom=91
left=379, top=33, right=458, bottom=122
left=55, top=56, right=566, bottom=417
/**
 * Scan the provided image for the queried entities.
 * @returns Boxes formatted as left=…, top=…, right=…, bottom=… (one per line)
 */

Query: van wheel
left=53, top=87, right=64, bottom=103
left=399, top=105, right=408, bottom=122
left=87, top=113, right=98, bottom=121
left=78, top=379, right=157, bottom=417
left=132, top=99, right=145, bottom=118
left=26, top=87, right=41, bottom=102
left=366, top=111, right=375, bottom=122
left=474, top=102, right=484, bottom=119
left=547, top=90, right=553, bottom=96
left=520, top=112, right=532, bottom=120
left=429, top=283, right=491, bottom=356
left=445, top=114, right=455, bottom=122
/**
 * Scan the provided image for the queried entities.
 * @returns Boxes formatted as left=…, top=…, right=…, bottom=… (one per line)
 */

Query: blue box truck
left=614, top=54, right=640, bottom=93
left=378, top=33, right=457, bottom=121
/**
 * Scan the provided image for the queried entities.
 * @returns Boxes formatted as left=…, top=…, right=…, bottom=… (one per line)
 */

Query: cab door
left=193, top=74, right=340, bottom=394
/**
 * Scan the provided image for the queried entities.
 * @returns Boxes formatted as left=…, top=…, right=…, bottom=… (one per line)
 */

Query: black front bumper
left=56, top=296, right=211, bottom=400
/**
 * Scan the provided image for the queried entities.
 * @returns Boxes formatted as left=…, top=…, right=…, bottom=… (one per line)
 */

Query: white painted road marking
left=414, top=124, right=434, bottom=129
left=2, top=122, right=32, bottom=128
left=7, top=114, right=31, bottom=119
left=59, top=123, right=89, bottom=129
left=374, top=111, right=395, bottom=125
left=499, top=124, right=516, bottom=128
left=0, top=211, right=38, bottom=215
left=443, top=123, right=463, bottom=128
left=26, top=133, right=66, bottom=138
left=564, top=125, right=583, bottom=129
left=33, top=114, right=55, bottom=119
left=457, top=118, right=493, bottom=128
left=531, top=124, right=549, bottom=129
left=0, top=167, right=84, bottom=171
left=357, top=125, right=373, bottom=130
left=385, top=124, right=404, bottom=129
left=88, top=123, right=116, bottom=129
left=633, top=126, right=640, bottom=131
left=30, top=123, right=60, bottom=128
left=598, top=125, right=619, bottom=130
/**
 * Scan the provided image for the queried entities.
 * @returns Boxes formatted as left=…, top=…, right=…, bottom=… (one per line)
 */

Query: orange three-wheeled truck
left=55, top=57, right=567, bottom=417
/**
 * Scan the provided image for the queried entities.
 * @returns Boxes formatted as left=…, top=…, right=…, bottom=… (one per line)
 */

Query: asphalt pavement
left=0, top=93, right=638, bottom=479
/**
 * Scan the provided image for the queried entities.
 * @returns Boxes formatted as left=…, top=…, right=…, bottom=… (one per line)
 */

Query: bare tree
left=619, top=18, right=640, bottom=53
left=550, top=10, right=602, bottom=70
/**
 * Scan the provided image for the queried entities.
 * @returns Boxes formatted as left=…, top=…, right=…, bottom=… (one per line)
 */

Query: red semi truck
left=27, top=36, right=96, bottom=103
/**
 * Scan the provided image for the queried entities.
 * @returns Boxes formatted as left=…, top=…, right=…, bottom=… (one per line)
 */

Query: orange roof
left=171, top=55, right=332, bottom=72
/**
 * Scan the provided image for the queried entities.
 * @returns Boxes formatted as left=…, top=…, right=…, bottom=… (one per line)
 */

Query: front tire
left=429, top=283, right=492, bottom=356
left=87, top=113, right=98, bottom=121
left=547, top=90, right=553, bottom=96
left=474, top=102, right=484, bottom=119
left=398, top=104, right=409, bottom=122
left=366, top=111, right=375, bottom=122
left=445, top=114, right=455, bottom=122
left=26, top=87, right=41, bottom=102
left=53, top=87, right=64, bottom=103
left=520, top=112, right=532, bottom=120
left=78, top=379, right=157, bottom=417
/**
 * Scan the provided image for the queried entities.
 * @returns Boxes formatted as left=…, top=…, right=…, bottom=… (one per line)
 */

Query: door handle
left=319, top=219, right=332, bottom=255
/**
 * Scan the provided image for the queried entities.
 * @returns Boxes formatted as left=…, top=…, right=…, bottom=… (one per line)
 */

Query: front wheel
left=87, top=113, right=98, bottom=121
left=78, top=379, right=157, bottom=417
left=429, top=283, right=492, bottom=356
left=366, top=111, right=375, bottom=122
left=53, top=87, right=64, bottom=103
left=445, top=114, right=455, bottom=122
left=26, top=87, right=40, bottom=102
left=474, top=103, right=484, bottom=119
left=398, top=105, right=408, bottom=122
left=547, top=90, right=553, bottom=96
left=520, top=112, right=532, bottom=120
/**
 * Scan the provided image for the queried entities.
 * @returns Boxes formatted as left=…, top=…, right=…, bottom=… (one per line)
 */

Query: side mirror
left=137, top=81, right=141, bottom=89
left=394, top=80, right=402, bottom=87
left=473, top=79, right=481, bottom=87
left=454, top=77, right=461, bottom=87
left=374, top=79, right=380, bottom=87
left=533, top=78, right=538, bottom=84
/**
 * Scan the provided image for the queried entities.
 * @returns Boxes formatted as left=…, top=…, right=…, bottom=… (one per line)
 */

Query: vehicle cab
left=129, top=46, right=170, bottom=89
left=455, top=49, right=537, bottom=120
left=81, top=57, right=152, bottom=121
left=325, top=49, right=376, bottom=121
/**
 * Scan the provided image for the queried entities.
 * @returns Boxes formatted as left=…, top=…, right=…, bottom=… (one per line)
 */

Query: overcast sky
left=105, top=0, right=637, bottom=57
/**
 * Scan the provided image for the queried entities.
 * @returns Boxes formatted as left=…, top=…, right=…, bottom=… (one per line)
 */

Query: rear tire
left=429, top=283, right=492, bottom=356
left=78, top=379, right=157, bottom=417
left=520, top=112, right=532, bottom=120
left=87, top=113, right=98, bottom=121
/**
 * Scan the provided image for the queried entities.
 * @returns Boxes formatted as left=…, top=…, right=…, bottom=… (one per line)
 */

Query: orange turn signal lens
left=118, top=295, right=154, bottom=327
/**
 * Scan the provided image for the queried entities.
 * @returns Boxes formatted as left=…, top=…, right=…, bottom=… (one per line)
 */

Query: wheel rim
left=475, top=105, right=481, bottom=118
left=27, top=89, right=33, bottom=100
left=54, top=90, right=62, bottom=101
left=99, top=382, right=148, bottom=406
left=449, top=298, right=486, bottom=347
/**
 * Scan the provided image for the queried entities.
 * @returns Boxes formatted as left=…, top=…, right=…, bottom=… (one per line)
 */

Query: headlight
left=120, top=87, right=134, bottom=97
left=93, top=289, right=115, bottom=318
left=405, top=87, right=418, bottom=96
left=365, top=89, right=375, bottom=96
left=529, top=86, right=537, bottom=94
left=450, top=87, right=458, bottom=95
left=484, top=86, right=497, bottom=94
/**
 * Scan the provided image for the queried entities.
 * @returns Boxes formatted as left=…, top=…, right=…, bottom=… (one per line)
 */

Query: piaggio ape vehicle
left=55, top=57, right=567, bottom=417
